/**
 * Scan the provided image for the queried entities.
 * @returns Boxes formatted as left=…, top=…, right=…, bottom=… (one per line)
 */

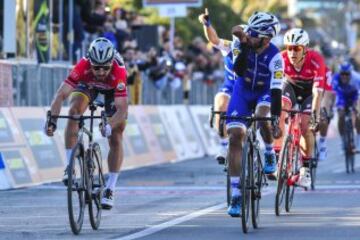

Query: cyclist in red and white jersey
left=318, top=67, right=336, bottom=161
left=274, top=28, right=326, bottom=188
left=44, top=37, right=128, bottom=210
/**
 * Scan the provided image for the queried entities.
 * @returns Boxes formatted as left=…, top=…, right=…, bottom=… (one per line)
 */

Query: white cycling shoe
left=298, top=167, right=312, bottom=188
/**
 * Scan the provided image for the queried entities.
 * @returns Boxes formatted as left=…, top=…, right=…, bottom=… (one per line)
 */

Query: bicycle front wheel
left=251, top=148, right=262, bottom=229
left=286, top=143, right=300, bottom=212
left=67, top=143, right=86, bottom=235
left=275, top=136, right=290, bottom=216
left=241, top=140, right=251, bottom=233
left=89, top=143, right=105, bottom=230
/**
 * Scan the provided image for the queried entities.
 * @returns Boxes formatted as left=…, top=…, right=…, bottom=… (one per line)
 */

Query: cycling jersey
left=332, top=71, right=360, bottom=94
left=282, top=49, right=326, bottom=107
left=218, top=52, right=235, bottom=96
left=323, top=67, right=333, bottom=92
left=65, top=58, right=127, bottom=98
left=226, top=38, right=283, bottom=129
left=333, top=82, right=359, bottom=108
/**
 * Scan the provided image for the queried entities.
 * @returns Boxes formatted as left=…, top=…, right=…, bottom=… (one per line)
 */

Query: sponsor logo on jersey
left=233, top=49, right=241, bottom=57
left=274, top=71, right=283, bottom=79
left=117, top=82, right=126, bottom=91
left=274, top=59, right=282, bottom=69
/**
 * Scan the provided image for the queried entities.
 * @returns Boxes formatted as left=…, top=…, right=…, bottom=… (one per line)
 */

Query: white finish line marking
left=113, top=203, right=227, bottom=240
left=114, top=188, right=275, bottom=240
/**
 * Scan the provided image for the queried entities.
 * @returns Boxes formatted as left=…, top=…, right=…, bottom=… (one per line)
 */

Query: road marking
left=113, top=203, right=227, bottom=240
left=113, top=188, right=275, bottom=240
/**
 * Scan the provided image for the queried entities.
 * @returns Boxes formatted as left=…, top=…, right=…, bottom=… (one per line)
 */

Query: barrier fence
left=0, top=105, right=221, bottom=190
left=0, top=60, right=222, bottom=107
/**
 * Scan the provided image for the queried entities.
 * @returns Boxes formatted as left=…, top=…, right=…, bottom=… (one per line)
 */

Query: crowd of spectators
left=66, top=0, right=226, bottom=104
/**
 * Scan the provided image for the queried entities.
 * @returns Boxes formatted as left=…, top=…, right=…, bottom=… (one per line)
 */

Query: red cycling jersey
left=323, top=67, right=333, bottom=92
left=282, top=49, right=326, bottom=92
left=65, top=58, right=127, bottom=98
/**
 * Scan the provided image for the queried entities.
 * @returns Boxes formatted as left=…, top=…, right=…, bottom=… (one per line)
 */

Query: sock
left=66, top=149, right=72, bottom=166
left=319, top=137, right=326, bottom=149
left=106, top=172, right=119, bottom=191
left=230, top=177, right=240, bottom=197
left=265, top=143, right=274, bottom=154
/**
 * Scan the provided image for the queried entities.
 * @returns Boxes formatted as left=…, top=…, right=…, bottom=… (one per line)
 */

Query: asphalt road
left=0, top=136, right=360, bottom=240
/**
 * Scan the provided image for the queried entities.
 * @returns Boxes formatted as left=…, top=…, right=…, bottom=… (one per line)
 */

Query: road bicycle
left=46, top=101, right=106, bottom=235
left=218, top=113, right=272, bottom=233
left=209, top=107, right=231, bottom=207
left=342, top=107, right=357, bottom=173
left=275, top=109, right=318, bottom=215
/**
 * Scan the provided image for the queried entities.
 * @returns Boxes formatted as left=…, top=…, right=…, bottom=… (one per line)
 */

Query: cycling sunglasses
left=340, top=72, right=351, bottom=76
left=91, top=65, right=111, bottom=71
left=286, top=45, right=304, bottom=52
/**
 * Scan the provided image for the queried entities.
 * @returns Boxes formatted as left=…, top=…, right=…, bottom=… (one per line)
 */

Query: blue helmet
left=339, top=62, right=353, bottom=73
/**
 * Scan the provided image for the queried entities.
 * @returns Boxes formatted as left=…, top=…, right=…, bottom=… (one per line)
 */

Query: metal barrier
left=0, top=60, right=222, bottom=106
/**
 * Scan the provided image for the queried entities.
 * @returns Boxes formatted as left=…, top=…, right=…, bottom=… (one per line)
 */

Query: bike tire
left=67, top=143, right=86, bottom=235
left=241, top=140, right=251, bottom=233
left=89, top=143, right=105, bottom=230
left=310, top=139, right=318, bottom=190
left=275, top=136, right=290, bottom=216
left=286, top=144, right=299, bottom=212
left=226, top=171, right=231, bottom=207
left=251, top=148, right=262, bottom=229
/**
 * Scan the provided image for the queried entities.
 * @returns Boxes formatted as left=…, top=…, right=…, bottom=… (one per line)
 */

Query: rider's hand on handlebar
left=44, top=119, right=57, bottom=137
left=310, top=111, right=319, bottom=132
left=271, top=116, right=282, bottom=139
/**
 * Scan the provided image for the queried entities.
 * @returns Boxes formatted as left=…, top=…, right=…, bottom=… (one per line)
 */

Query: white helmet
left=284, top=28, right=309, bottom=46
left=88, top=37, right=115, bottom=65
left=247, top=12, right=280, bottom=38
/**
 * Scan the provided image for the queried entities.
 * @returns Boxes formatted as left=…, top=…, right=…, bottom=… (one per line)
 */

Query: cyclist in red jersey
left=44, top=37, right=128, bottom=210
left=274, top=28, right=326, bottom=188
left=318, top=67, right=336, bottom=161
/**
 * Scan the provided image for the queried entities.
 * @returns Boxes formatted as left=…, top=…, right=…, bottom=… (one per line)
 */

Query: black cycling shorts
left=72, top=83, right=116, bottom=116
left=282, top=81, right=312, bottom=111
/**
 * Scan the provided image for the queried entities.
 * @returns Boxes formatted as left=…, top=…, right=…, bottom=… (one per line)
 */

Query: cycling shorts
left=72, top=83, right=116, bottom=116
left=282, top=81, right=312, bottom=112
left=226, top=79, right=270, bottom=130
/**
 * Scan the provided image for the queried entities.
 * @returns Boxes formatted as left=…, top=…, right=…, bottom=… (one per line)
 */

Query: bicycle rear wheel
left=251, top=148, right=262, bottom=229
left=241, top=140, right=251, bottom=233
left=275, top=136, right=290, bottom=216
left=67, top=143, right=86, bottom=235
left=89, top=143, right=105, bottom=230
left=310, top=139, right=318, bottom=190
left=226, top=170, right=231, bottom=207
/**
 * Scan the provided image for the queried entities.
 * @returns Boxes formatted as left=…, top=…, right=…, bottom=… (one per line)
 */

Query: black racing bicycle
left=46, top=101, right=106, bottom=235
left=218, top=113, right=272, bottom=234
left=209, top=106, right=231, bottom=207
left=342, top=107, right=357, bottom=173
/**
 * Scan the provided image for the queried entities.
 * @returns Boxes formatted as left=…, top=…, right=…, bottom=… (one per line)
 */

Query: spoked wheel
left=67, top=143, right=86, bottom=235
left=310, top=139, right=318, bottom=190
left=241, top=141, right=251, bottom=233
left=89, top=143, right=105, bottom=230
left=275, top=137, right=290, bottom=216
left=251, top=149, right=262, bottom=229
left=286, top=145, right=300, bottom=212
left=226, top=171, right=231, bottom=207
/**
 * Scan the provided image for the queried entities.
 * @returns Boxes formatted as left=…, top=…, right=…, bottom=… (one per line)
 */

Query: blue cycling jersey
left=333, top=73, right=359, bottom=108
left=218, top=52, right=235, bottom=96
left=226, top=39, right=284, bottom=129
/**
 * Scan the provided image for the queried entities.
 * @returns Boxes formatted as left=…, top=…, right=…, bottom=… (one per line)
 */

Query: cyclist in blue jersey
left=199, top=9, right=241, bottom=163
left=333, top=62, right=360, bottom=148
left=201, top=10, right=283, bottom=217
